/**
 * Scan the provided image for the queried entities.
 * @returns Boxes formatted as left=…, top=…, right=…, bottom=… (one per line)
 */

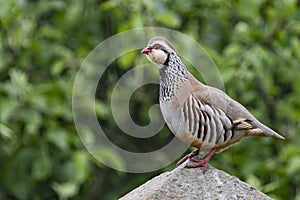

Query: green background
left=1, top=0, right=299, bottom=199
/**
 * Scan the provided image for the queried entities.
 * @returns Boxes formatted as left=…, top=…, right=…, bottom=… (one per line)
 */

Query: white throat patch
left=146, top=49, right=168, bottom=67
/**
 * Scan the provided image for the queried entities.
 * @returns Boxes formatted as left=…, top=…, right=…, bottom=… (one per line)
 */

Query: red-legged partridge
left=141, top=37, right=284, bottom=172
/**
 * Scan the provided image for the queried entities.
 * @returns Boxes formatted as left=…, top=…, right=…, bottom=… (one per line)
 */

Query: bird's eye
left=153, top=44, right=162, bottom=49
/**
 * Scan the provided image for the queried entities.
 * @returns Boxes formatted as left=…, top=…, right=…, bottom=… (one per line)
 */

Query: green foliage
left=0, top=0, right=299, bottom=199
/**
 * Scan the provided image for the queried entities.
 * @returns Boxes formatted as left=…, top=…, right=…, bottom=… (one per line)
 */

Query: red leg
left=186, top=148, right=216, bottom=172
left=176, top=149, right=199, bottom=167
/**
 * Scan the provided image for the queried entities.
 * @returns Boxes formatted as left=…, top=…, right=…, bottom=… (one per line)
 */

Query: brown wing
left=180, top=94, right=260, bottom=152
left=187, top=73, right=284, bottom=140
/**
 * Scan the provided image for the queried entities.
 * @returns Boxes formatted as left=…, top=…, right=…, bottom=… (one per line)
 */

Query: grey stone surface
left=120, top=165, right=273, bottom=200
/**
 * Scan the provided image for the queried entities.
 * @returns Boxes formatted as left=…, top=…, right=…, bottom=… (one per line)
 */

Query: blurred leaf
left=51, top=60, right=65, bottom=76
left=72, top=151, right=90, bottom=183
left=3, top=147, right=38, bottom=199
left=52, top=182, right=79, bottom=200
left=0, top=123, right=14, bottom=139
left=223, top=43, right=242, bottom=57
left=46, top=130, right=70, bottom=152
left=100, top=1, right=117, bottom=10
left=92, top=147, right=125, bottom=171
left=237, top=0, right=265, bottom=20
left=263, top=180, right=280, bottom=193
left=154, top=11, right=181, bottom=28
left=117, top=51, right=137, bottom=69
left=24, top=110, right=42, bottom=135
left=95, top=99, right=109, bottom=118
left=32, top=152, right=52, bottom=181
left=245, top=174, right=262, bottom=190
left=8, top=69, right=31, bottom=98
left=286, top=156, right=300, bottom=177
left=0, top=98, right=18, bottom=122
left=290, top=37, right=300, bottom=59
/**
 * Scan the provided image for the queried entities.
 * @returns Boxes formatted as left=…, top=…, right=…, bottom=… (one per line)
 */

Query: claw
left=185, top=149, right=216, bottom=173
left=186, top=158, right=209, bottom=172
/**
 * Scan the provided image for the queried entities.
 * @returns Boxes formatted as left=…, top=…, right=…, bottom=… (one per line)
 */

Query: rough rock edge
left=120, top=164, right=273, bottom=200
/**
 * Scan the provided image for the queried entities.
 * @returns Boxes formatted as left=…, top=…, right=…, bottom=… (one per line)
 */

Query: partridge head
left=141, top=37, right=178, bottom=67
left=141, top=37, right=284, bottom=172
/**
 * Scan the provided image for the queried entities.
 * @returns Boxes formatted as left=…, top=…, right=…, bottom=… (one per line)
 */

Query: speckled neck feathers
left=159, top=52, right=188, bottom=102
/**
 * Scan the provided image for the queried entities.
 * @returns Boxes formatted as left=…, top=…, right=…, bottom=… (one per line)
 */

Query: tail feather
left=245, top=120, right=285, bottom=139
left=259, top=123, right=285, bottom=140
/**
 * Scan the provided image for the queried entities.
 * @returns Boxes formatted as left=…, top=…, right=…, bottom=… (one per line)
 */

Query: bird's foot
left=185, top=149, right=216, bottom=173
left=176, top=149, right=199, bottom=167
left=185, top=158, right=209, bottom=172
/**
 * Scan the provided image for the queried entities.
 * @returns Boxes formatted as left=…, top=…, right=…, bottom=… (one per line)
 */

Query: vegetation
left=0, top=0, right=299, bottom=199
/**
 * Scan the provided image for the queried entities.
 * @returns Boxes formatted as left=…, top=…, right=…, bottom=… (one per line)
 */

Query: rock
left=120, top=165, right=273, bottom=200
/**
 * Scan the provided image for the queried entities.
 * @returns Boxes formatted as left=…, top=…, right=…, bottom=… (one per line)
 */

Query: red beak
left=141, top=47, right=152, bottom=54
